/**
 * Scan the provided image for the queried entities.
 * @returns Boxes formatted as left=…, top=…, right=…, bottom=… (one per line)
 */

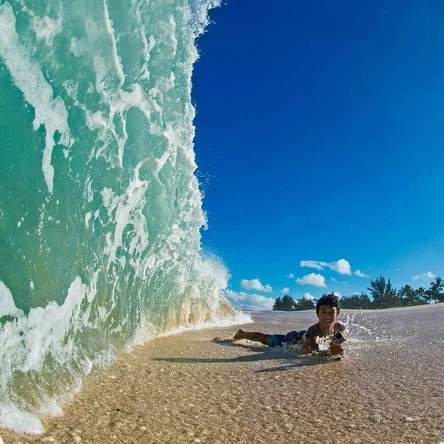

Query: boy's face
left=317, top=305, right=338, bottom=330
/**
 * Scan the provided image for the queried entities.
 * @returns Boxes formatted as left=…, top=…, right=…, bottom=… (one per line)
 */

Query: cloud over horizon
left=296, top=272, right=327, bottom=288
left=354, top=269, right=368, bottom=277
left=300, top=258, right=351, bottom=275
left=240, top=278, right=272, bottom=292
left=412, top=271, right=436, bottom=281
left=225, top=290, right=274, bottom=311
left=300, top=258, right=368, bottom=278
left=303, top=292, right=314, bottom=301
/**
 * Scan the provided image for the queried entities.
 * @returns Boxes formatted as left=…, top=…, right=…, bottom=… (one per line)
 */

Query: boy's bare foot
left=233, top=328, right=244, bottom=341
left=212, top=336, right=233, bottom=344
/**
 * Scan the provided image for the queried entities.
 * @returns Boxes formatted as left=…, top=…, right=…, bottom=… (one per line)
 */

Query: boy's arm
left=330, top=322, right=346, bottom=355
left=302, top=337, right=318, bottom=353
left=301, top=328, right=319, bottom=354
left=335, top=321, right=346, bottom=332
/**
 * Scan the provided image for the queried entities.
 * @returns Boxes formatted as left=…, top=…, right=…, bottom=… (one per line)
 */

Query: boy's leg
left=285, top=330, right=306, bottom=344
left=233, top=329, right=269, bottom=345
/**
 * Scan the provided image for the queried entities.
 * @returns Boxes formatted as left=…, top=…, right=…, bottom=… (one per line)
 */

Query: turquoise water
left=0, top=0, right=242, bottom=433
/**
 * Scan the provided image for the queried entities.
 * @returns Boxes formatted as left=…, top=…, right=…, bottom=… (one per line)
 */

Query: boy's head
left=316, top=293, right=340, bottom=328
left=316, top=293, right=341, bottom=314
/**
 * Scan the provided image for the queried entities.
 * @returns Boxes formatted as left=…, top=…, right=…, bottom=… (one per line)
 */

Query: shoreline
left=1, top=305, right=443, bottom=443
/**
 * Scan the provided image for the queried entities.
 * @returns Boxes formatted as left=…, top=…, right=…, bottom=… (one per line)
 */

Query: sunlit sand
left=1, top=304, right=443, bottom=443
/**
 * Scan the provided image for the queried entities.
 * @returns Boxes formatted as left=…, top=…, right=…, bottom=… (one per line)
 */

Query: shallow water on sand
left=251, top=304, right=444, bottom=348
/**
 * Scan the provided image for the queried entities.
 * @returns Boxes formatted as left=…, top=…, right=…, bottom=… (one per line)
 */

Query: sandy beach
left=1, top=304, right=443, bottom=444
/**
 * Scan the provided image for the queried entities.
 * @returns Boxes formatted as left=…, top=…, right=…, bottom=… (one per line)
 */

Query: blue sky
left=193, top=0, right=444, bottom=309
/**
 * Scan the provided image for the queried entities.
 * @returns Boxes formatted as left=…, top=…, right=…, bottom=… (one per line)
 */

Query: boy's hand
left=330, top=342, right=344, bottom=356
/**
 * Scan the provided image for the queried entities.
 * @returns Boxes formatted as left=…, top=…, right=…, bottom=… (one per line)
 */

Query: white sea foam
left=0, top=404, right=44, bottom=434
left=0, top=3, right=72, bottom=194
left=101, top=162, right=149, bottom=269
left=131, top=302, right=251, bottom=348
left=102, top=0, right=125, bottom=87
left=32, top=15, right=62, bottom=45
left=159, top=311, right=252, bottom=338
left=188, top=0, right=222, bottom=37
left=0, top=281, right=21, bottom=317
left=0, top=278, right=93, bottom=432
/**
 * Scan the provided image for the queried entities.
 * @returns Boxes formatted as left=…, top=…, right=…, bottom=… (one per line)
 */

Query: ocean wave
left=0, top=0, right=235, bottom=433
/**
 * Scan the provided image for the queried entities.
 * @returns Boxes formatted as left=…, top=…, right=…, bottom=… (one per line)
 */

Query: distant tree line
left=273, top=276, right=444, bottom=311
left=273, top=294, right=315, bottom=311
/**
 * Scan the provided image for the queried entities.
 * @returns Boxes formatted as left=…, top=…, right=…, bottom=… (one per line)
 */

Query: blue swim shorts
left=265, top=330, right=306, bottom=347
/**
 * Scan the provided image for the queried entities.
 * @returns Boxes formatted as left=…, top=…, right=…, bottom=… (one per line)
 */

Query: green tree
left=294, top=297, right=315, bottom=311
left=340, top=293, right=371, bottom=309
left=398, top=284, right=421, bottom=306
left=281, top=294, right=296, bottom=310
left=273, top=294, right=295, bottom=311
left=368, top=276, right=399, bottom=308
left=272, top=297, right=283, bottom=311
left=414, top=287, right=427, bottom=304
left=426, top=277, right=444, bottom=303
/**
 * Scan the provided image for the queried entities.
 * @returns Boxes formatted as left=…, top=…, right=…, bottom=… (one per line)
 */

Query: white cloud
left=240, top=278, right=272, bottom=292
left=296, top=273, right=327, bottom=288
left=300, top=258, right=359, bottom=276
left=281, top=287, right=290, bottom=295
left=225, top=290, right=274, bottom=311
left=333, top=291, right=342, bottom=299
left=354, top=270, right=368, bottom=278
left=330, top=259, right=352, bottom=275
left=412, top=271, right=436, bottom=281
left=300, top=260, right=326, bottom=271
left=286, top=273, right=295, bottom=279
left=303, top=292, right=314, bottom=301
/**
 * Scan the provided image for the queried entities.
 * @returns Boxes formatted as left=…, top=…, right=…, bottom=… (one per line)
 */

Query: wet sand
left=1, top=304, right=443, bottom=443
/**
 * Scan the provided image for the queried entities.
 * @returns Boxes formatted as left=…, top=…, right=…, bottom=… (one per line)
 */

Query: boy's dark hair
left=316, top=293, right=340, bottom=314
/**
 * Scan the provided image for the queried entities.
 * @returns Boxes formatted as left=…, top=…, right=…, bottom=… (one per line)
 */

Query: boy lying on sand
left=233, top=293, right=346, bottom=356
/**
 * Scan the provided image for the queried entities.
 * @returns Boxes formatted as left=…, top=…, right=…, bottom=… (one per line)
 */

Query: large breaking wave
left=0, top=0, right=247, bottom=433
